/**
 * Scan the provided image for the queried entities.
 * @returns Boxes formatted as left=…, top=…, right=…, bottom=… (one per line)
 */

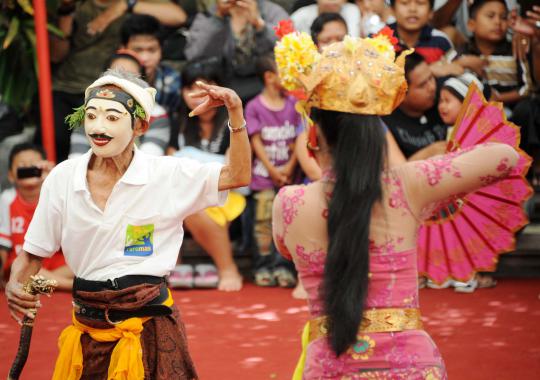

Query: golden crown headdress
left=274, top=21, right=412, bottom=116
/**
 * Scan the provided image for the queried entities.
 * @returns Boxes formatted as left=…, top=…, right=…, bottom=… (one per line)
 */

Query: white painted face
left=84, top=97, right=134, bottom=157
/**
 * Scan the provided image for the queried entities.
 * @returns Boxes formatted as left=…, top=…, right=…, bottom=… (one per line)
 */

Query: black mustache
left=88, top=133, right=113, bottom=139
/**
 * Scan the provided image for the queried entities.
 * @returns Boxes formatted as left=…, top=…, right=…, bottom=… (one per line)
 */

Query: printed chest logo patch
left=124, top=224, right=154, bottom=256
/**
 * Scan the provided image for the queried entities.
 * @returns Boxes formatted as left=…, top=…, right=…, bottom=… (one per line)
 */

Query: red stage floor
left=1, top=279, right=539, bottom=379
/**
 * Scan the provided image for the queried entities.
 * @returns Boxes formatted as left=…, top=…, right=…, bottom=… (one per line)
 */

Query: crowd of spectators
left=0, top=0, right=539, bottom=294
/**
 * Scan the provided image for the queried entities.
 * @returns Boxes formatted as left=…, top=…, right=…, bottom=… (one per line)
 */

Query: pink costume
left=272, top=143, right=519, bottom=379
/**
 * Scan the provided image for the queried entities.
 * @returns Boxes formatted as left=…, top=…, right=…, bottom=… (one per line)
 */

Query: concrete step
left=495, top=224, right=540, bottom=278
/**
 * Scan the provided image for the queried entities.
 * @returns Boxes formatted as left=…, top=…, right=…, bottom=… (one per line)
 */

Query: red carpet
left=1, top=279, right=539, bottom=379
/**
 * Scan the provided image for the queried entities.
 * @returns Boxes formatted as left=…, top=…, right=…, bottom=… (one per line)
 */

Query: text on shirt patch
left=124, top=224, right=154, bottom=256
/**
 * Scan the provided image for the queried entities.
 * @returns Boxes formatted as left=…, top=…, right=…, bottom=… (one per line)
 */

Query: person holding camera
left=0, top=143, right=73, bottom=290
left=185, top=0, right=289, bottom=102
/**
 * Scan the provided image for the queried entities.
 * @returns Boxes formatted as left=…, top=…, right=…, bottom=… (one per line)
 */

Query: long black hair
left=311, top=108, right=387, bottom=356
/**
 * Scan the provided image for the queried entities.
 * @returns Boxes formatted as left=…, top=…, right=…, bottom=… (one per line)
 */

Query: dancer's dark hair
left=311, top=108, right=386, bottom=356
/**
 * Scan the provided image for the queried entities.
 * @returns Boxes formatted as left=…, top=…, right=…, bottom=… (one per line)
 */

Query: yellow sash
left=292, top=321, right=310, bottom=380
left=52, top=289, right=174, bottom=380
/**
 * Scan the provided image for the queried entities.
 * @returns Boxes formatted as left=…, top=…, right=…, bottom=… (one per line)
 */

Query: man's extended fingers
left=195, top=81, right=214, bottom=91
left=189, top=90, right=209, bottom=99
left=189, top=98, right=211, bottom=117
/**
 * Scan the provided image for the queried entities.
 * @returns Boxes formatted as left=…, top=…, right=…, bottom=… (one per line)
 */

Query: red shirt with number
left=0, top=188, right=65, bottom=277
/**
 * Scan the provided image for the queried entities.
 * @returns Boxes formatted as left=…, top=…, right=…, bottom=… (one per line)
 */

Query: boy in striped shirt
left=462, top=0, right=533, bottom=108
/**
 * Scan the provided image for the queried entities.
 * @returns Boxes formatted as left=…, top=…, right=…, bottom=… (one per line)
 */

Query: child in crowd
left=246, top=54, right=302, bottom=287
left=168, top=57, right=244, bottom=292
left=121, top=14, right=182, bottom=121
left=310, top=12, right=348, bottom=51
left=0, top=143, right=73, bottom=290
left=292, top=0, right=361, bottom=37
left=388, top=0, right=463, bottom=77
left=356, top=0, right=395, bottom=37
left=431, top=72, right=497, bottom=292
left=438, top=72, right=487, bottom=128
left=462, top=0, right=533, bottom=109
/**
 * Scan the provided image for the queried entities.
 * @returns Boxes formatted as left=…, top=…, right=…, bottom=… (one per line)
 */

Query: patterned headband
left=65, top=86, right=146, bottom=129
left=85, top=87, right=138, bottom=115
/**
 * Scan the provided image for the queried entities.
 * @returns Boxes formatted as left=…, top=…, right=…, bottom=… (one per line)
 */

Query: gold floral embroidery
left=348, top=335, right=376, bottom=360
left=341, top=366, right=445, bottom=379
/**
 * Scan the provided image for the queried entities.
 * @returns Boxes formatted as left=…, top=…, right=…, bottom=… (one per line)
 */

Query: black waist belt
left=72, top=275, right=171, bottom=324
left=73, top=275, right=165, bottom=293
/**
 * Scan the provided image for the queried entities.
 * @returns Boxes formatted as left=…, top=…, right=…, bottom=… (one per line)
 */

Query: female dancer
left=272, top=30, right=519, bottom=379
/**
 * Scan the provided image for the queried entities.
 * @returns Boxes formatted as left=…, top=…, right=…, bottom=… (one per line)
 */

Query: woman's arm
left=408, top=141, right=447, bottom=162
left=403, top=143, right=520, bottom=215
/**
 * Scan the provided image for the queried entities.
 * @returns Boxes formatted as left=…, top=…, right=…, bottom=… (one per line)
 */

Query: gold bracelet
left=228, top=120, right=246, bottom=133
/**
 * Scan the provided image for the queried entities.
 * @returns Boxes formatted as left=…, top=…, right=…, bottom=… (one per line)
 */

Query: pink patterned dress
left=272, top=144, right=519, bottom=379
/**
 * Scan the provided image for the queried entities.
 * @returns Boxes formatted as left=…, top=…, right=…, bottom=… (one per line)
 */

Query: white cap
left=85, top=74, right=157, bottom=121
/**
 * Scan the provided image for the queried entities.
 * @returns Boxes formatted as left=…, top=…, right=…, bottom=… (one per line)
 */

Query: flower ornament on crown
left=273, top=20, right=319, bottom=97
left=273, top=22, right=413, bottom=117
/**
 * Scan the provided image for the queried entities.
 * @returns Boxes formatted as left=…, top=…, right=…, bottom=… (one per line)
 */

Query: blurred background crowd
left=0, top=0, right=539, bottom=294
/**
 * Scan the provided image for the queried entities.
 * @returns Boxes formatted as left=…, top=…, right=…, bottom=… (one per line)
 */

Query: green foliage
left=64, top=104, right=85, bottom=130
left=0, top=0, right=62, bottom=111
left=133, top=104, right=146, bottom=121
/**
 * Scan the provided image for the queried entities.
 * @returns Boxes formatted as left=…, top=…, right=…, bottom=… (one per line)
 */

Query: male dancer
left=5, top=69, right=251, bottom=379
